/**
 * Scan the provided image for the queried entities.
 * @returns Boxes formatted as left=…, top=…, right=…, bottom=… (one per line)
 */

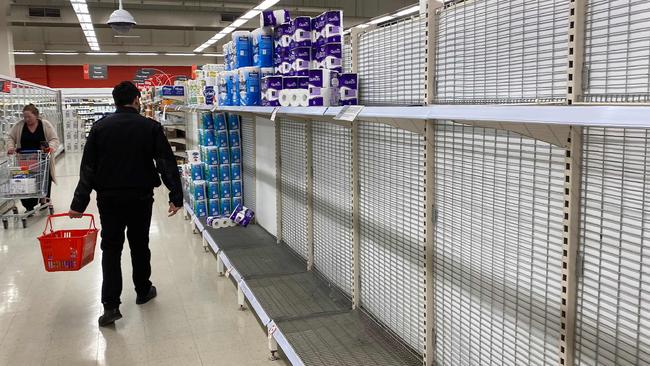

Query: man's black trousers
left=98, top=193, right=154, bottom=310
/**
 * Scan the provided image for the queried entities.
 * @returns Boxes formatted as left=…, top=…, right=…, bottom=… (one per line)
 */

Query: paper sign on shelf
left=334, top=105, right=364, bottom=122
left=270, top=107, right=280, bottom=121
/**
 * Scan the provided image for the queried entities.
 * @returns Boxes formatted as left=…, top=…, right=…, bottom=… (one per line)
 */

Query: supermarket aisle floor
left=0, top=153, right=289, bottom=366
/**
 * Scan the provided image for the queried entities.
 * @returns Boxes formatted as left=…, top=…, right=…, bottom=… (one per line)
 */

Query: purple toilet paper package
left=283, top=76, right=299, bottom=90
left=229, top=204, right=255, bottom=227
left=308, top=69, right=338, bottom=106
left=291, top=47, right=311, bottom=76
left=297, top=76, right=309, bottom=89
left=262, top=76, right=283, bottom=106
left=323, top=11, right=343, bottom=44
left=261, top=9, right=291, bottom=27
left=334, top=73, right=358, bottom=105
left=315, top=43, right=342, bottom=73
left=293, top=16, right=312, bottom=48
left=311, top=14, right=326, bottom=46
left=275, top=22, right=294, bottom=49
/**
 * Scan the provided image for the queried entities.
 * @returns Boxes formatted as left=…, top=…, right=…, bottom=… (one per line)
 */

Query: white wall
left=254, top=116, right=277, bottom=236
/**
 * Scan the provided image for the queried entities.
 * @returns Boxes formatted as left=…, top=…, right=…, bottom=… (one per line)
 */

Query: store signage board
left=83, top=64, right=108, bottom=80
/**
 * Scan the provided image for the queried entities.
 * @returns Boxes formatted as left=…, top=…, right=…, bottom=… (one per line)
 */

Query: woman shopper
left=6, top=104, right=60, bottom=212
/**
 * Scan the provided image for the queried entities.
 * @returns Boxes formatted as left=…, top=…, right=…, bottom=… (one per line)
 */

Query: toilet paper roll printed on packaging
left=288, top=76, right=309, bottom=107
left=231, top=180, right=242, bottom=198
left=220, top=164, right=231, bottom=181
left=200, top=112, right=214, bottom=129
left=260, top=9, right=291, bottom=27
left=206, top=146, right=219, bottom=165
left=280, top=76, right=298, bottom=106
left=208, top=181, right=220, bottom=200
left=230, top=147, right=241, bottom=164
left=219, top=147, right=230, bottom=164
left=293, top=16, right=312, bottom=48
left=238, top=67, right=261, bottom=106
left=220, top=198, right=232, bottom=216
left=230, top=164, right=242, bottom=181
left=291, top=47, right=311, bottom=76
left=217, top=130, right=229, bottom=148
left=227, top=114, right=240, bottom=130
left=262, top=76, right=283, bottom=106
left=220, top=181, right=231, bottom=199
left=229, top=130, right=241, bottom=148
left=214, top=113, right=227, bottom=131
left=232, top=31, right=253, bottom=69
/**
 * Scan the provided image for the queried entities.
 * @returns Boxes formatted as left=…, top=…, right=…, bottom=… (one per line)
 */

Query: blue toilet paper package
left=200, top=112, right=214, bottom=129
left=199, top=146, right=207, bottom=163
left=220, top=198, right=232, bottom=216
left=206, top=146, right=219, bottom=165
left=204, top=129, right=216, bottom=146
left=194, top=200, right=207, bottom=217
left=219, top=147, right=230, bottom=164
left=220, top=164, right=231, bottom=181
left=220, top=181, right=231, bottom=198
left=232, top=180, right=242, bottom=198
left=252, top=28, right=274, bottom=68
left=208, top=165, right=219, bottom=182
left=230, top=71, right=240, bottom=106
left=293, top=16, right=312, bottom=48
left=214, top=113, right=227, bottom=130
left=208, top=199, right=220, bottom=216
left=191, top=163, right=204, bottom=180
left=217, top=131, right=229, bottom=148
left=232, top=31, right=253, bottom=68
left=227, top=114, right=240, bottom=130
left=193, top=180, right=206, bottom=201
left=230, top=147, right=241, bottom=164
left=229, top=130, right=241, bottom=148
left=230, top=164, right=241, bottom=181
left=197, top=129, right=205, bottom=146
left=208, top=182, right=220, bottom=200
left=262, top=76, right=283, bottom=106
left=237, top=67, right=261, bottom=106
left=232, top=197, right=243, bottom=209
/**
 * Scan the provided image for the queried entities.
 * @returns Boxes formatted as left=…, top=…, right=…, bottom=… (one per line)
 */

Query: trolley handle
left=43, top=213, right=97, bottom=236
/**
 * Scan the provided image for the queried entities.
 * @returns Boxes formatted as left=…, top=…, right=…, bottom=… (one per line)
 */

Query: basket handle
left=43, top=213, right=97, bottom=236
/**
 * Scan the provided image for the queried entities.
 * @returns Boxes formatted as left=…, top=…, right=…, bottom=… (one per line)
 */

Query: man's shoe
left=98, top=308, right=122, bottom=327
left=136, top=286, right=157, bottom=305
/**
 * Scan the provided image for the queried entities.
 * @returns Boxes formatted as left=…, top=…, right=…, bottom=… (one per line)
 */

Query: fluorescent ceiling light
left=126, top=52, right=159, bottom=56
left=13, top=51, right=36, bottom=55
left=241, top=9, right=261, bottom=19
left=69, top=0, right=100, bottom=51
left=220, top=26, right=236, bottom=34
left=231, top=18, right=247, bottom=27
left=165, top=53, right=197, bottom=56
left=395, top=5, right=420, bottom=17
left=202, top=53, right=223, bottom=57
left=368, top=15, right=394, bottom=25
left=72, top=3, right=89, bottom=13
left=254, top=0, right=280, bottom=11
left=86, top=52, right=119, bottom=55
left=44, top=52, right=80, bottom=55
left=77, top=13, right=92, bottom=23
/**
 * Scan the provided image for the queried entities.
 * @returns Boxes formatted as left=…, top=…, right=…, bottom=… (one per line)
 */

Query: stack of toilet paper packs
left=190, top=9, right=358, bottom=107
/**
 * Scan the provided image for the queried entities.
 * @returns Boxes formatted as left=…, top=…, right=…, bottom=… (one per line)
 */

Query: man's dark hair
left=112, top=81, right=141, bottom=107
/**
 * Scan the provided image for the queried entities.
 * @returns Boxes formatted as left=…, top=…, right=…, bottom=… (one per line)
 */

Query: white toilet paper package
left=262, top=76, right=283, bottom=106
left=261, top=9, right=291, bottom=27
left=217, top=72, right=231, bottom=106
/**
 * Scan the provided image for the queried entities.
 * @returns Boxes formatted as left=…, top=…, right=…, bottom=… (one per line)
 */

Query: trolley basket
left=38, top=214, right=99, bottom=272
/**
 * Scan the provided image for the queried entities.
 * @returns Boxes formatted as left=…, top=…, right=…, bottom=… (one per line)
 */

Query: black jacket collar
left=115, top=106, right=140, bottom=114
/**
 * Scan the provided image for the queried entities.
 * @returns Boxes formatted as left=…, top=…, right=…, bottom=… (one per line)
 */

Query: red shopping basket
left=38, top=214, right=99, bottom=272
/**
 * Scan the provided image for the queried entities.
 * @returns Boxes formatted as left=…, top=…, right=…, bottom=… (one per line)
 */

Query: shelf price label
left=334, top=105, right=364, bottom=122
left=270, top=107, right=280, bottom=122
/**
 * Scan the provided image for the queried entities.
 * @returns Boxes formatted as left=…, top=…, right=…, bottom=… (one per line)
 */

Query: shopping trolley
left=0, top=150, right=54, bottom=229
left=38, top=214, right=98, bottom=272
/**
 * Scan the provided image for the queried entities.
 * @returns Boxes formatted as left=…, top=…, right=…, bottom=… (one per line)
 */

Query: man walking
left=69, top=81, right=183, bottom=327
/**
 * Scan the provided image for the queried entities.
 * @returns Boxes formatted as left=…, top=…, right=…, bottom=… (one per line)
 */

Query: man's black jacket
left=70, top=106, right=183, bottom=212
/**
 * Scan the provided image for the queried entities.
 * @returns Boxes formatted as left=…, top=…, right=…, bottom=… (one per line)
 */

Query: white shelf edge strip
left=268, top=321, right=306, bottom=366
left=218, top=252, right=242, bottom=283
left=184, top=104, right=650, bottom=127
left=203, top=231, right=219, bottom=253
left=193, top=217, right=205, bottom=232
left=239, top=280, right=272, bottom=326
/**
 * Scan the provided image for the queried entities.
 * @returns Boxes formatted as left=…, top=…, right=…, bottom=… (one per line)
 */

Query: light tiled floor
left=0, top=153, right=290, bottom=366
